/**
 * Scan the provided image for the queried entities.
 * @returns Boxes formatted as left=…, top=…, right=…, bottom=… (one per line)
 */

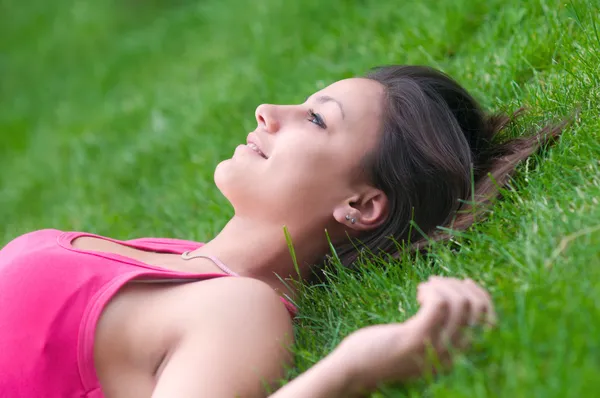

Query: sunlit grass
left=1, top=0, right=599, bottom=396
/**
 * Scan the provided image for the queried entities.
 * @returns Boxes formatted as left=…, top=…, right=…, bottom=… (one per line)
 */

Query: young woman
left=0, top=66, right=563, bottom=397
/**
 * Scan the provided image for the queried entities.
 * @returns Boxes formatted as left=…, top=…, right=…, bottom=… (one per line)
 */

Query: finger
left=463, top=279, right=497, bottom=327
left=416, top=279, right=433, bottom=305
left=429, top=278, right=472, bottom=349
left=461, top=279, right=490, bottom=325
left=433, top=277, right=496, bottom=327
left=445, top=278, right=487, bottom=350
left=458, top=279, right=489, bottom=326
left=406, top=297, right=450, bottom=375
left=418, top=275, right=450, bottom=304
left=412, top=278, right=475, bottom=375
left=410, top=284, right=449, bottom=347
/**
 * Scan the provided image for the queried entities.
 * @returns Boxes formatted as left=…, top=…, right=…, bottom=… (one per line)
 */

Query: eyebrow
left=314, top=95, right=346, bottom=119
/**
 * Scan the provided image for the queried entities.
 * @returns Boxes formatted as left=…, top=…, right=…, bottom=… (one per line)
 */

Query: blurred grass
left=1, top=0, right=599, bottom=396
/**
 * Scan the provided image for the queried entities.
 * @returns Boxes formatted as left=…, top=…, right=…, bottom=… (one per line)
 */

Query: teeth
left=248, top=142, right=266, bottom=158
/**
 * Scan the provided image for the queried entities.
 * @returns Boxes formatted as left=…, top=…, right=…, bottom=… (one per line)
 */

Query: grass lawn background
left=1, top=0, right=599, bottom=396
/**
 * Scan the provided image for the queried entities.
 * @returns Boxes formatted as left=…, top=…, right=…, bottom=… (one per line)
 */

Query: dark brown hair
left=333, top=65, right=567, bottom=267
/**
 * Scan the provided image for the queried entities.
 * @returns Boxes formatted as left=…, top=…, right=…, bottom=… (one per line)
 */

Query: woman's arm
left=272, top=277, right=496, bottom=397
left=152, top=276, right=494, bottom=398
left=268, top=352, right=361, bottom=398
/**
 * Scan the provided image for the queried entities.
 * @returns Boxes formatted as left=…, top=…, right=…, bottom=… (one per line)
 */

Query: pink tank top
left=0, top=229, right=297, bottom=397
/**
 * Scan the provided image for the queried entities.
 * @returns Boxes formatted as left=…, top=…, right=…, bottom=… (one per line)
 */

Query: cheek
left=213, top=143, right=356, bottom=219
left=267, top=151, right=350, bottom=201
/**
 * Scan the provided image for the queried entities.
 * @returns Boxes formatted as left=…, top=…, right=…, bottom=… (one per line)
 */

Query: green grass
left=2, top=0, right=599, bottom=396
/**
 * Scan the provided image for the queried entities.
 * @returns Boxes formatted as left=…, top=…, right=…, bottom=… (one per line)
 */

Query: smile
left=247, top=142, right=268, bottom=159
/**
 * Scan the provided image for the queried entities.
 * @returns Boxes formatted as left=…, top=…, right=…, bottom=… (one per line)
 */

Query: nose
left=255, top=104, right=280, bottom=133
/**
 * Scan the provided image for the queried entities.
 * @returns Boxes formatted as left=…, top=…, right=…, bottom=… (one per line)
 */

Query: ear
left=333, top=188, right=388, bottom=232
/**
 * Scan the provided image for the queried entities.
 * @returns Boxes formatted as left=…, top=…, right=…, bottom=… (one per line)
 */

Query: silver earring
left=346, top=214, right=356, bottom=224
left=351, top=218, right=356, bottom=224
left=345, top=215, right=351, bottom=220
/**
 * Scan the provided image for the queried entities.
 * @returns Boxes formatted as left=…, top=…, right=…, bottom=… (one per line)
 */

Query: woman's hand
left=331, top=276, right=496, bottom=394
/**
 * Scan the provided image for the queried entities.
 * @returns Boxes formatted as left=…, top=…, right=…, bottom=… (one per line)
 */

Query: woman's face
left=214, top=78, right=385, bottom=230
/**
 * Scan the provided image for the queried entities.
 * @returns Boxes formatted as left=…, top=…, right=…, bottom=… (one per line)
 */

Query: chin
left=213, top=162, right=252, bottom=209
left=213, top=161, right=231, bottom=196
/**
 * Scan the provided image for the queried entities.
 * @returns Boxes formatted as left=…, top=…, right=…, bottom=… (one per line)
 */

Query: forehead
left=312, top=78, right=384, bottom=128
left=314, top=78, right=385, bottom=174
left=321, top=77, right=384, bottom=100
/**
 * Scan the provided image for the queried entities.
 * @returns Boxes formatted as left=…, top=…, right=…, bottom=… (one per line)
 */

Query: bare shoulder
left=151, top=278, right=296, bottom=397
left=175, top=276, right=294, bottom=331
left=101, top=276, right=294, bottom=346
left=95, top=277, right=295, bottom=398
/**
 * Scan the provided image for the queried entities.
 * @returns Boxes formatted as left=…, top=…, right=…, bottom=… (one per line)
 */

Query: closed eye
left=307, top=109, right=327, bottom=129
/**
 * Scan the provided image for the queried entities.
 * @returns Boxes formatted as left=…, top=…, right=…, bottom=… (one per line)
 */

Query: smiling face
left=214, top=78, right=386, bottom=233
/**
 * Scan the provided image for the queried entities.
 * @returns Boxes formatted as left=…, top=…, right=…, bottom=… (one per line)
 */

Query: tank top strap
left=180, top=251, right=240, bottom=277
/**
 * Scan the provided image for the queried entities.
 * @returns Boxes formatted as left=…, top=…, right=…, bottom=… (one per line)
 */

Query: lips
left=246, top=133, right=269, bottom=159
left=247, top=142, right=268, bottom=159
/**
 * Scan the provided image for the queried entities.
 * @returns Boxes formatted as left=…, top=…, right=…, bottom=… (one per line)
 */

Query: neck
left=187, top=215, right=330, bottom=299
